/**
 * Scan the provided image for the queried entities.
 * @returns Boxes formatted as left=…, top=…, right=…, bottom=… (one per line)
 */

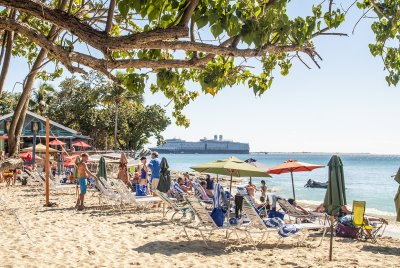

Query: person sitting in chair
left=178, top=177, right=193, bottom=194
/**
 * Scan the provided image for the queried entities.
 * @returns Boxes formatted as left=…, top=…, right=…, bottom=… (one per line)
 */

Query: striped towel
left=263, top=217, right=284, bottom=228
left=278, top=224, right=303, bottom=237
left=212, top=183, right=225, bottom=209
left=193, top=183, right=209, bottom=200
left=172, top=181, right=186, bottom=195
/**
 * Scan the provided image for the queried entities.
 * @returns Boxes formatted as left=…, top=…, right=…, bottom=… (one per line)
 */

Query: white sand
left=1, top=183, right=400, bottom=267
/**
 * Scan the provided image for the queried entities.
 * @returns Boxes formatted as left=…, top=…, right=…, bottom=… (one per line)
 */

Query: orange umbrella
left=117, top=152, right=129, bottom=184
left=64, top=154, right=80, bottom=160
left=267, top=159, right=324, bottom=200
left=63, top=160, right=75, bottom=166
left=18, top=152, right=42, bottom=160
left=49, top=139, right=66, bottom=146
left=19, top=152, right=42, bottom=160
left=72, top=141, right=91, bottom=148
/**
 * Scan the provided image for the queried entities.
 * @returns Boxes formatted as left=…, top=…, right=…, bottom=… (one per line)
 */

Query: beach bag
left=268, top=210, right=284, bottom=220
left=136, top=185, right=148, bottom=196
left=336, top=223, right=359, bottom=239
left=210, top=208, right=225, bottom=227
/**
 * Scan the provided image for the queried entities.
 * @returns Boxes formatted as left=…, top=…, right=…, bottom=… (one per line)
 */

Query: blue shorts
left=79, top=177, right=88, bottom=194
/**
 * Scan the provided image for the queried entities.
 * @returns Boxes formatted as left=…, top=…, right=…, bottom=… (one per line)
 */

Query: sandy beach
left=1, top=183, right=400, bottom=268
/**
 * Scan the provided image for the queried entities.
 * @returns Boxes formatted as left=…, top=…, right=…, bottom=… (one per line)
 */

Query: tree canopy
left=0, top=0, right=347, bottom=128
left=0, top=0, right=398, bottom=160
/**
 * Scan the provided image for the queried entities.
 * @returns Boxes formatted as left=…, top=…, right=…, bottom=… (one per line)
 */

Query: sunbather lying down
left=312, top=203, right=388, bottom=225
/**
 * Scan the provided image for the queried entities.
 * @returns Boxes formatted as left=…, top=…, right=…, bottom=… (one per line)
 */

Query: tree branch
left=0, top=0, right=189, bottom=53
left=105, top=0, right=116, bottom=34
left=0, top=9, right=16, bottom=95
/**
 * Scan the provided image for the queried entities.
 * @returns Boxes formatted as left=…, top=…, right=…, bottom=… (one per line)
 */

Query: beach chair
left=277, top=199, right=321, bottom=224
left=182, top=195, right=239, bottom=247
left=352, top=201, right=386, bottom=243
left=239, top=196, right=278, bottom=248
left=153, top=190, right=194, bottom=221
left=97, top=177, right=123, bottom=210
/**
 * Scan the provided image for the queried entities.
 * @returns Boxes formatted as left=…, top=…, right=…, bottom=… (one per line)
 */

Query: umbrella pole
left=216, top=174, right=218, bottom=183
left=227, top=173, right=233, bottom=222
left=290, top=171, right=296, bottom=200
left=329, top=215, right=334, bottom=261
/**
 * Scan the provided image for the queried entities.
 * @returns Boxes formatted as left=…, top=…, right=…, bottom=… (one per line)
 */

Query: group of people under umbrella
left=189, top=155, right=358, bottom=260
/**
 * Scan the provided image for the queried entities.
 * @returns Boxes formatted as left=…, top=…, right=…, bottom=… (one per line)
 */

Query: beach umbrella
left=323, top=155, right=346, bottom=261
left=63, top=160, right=75, bottom=166
left=394, top=168, right=400, bottom=222
left=97, top=156, right=107, bottom=180
left=23, top=143, right=59, bottom=153
left=72, top=140, right=91, bottom=151
left=49, top=139, right=66, bottom=146
left=267, top=159, right=324, bottom=200
left=245, top=158, right=271, bottom=183
left=158, top=157, right=171, bottom=193
left=117, top=152, right=129, bottom=184
left=191, top=156, right=270, bottom=220
left=18, top=152, right=42, bottom=160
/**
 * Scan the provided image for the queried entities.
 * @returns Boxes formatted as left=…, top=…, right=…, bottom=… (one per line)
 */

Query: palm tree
left=102, top=82, right=143, bottom=150
left=30, top=83, right=55, bottom=116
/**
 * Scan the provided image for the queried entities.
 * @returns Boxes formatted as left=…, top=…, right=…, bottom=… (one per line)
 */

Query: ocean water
left=163, top=153, right=400, bottom=217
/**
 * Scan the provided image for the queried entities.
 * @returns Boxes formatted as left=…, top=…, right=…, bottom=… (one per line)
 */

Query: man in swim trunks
left=76, top=153, right=98, bottom=210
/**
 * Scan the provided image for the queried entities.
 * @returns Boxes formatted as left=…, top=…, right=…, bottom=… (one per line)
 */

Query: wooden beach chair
left=352, top=201, right=386, bottom=243
left=153, top=190, right=194, bottom=222
left=183, top=195, right=239, bottom=247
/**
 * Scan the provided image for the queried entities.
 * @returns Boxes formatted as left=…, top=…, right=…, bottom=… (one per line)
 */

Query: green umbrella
left=323, top=155, right=346, bottom=261
left=158, top=157, right=171, bottom=193
left=394, top=168, right=400, bottom=222
left=191, top=156, right=270, bottom=220
left=97, top=156, right=107, bottom=180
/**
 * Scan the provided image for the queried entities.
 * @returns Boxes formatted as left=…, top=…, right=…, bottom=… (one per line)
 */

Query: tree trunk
left=7, top=0, right=69, bottom=158
left=114, top=102, right=119, bottom=150
left=0, top=10, right=16, bottom=95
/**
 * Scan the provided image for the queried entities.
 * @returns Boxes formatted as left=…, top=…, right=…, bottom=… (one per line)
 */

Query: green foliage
left=3, top=0, right=347, bottom=129
left=45, top=71, right=171, bottom=150
left=0, top=91, right=20, bottom=114
left=358, top=0, right=400, bottom=86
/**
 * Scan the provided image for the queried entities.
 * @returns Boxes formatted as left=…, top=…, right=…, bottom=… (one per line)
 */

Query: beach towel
left=278, top=224, right=302, bottom=237
left=268, top=210, right=284, bottom=220
left=211, top=183, right=226, bottom=226
left=172, top=181, right=186, bottom=195
left=263, top=217, right=284, bottom=228
left=193, top=183, right=209, bottom=200
left=136, top=185, right=148, bottom=196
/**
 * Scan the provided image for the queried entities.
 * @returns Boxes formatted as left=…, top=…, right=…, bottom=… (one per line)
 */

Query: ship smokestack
left=219, top=135, right=223, bottom=141
left=214, top=135, right=217, bottom=141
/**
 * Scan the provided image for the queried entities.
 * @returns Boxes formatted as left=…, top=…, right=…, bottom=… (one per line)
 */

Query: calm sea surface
left=162, top=153, right=400, bottom=216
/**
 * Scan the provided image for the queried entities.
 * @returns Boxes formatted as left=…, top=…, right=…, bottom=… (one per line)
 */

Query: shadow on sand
left=360, top=244, right=400, bottom=256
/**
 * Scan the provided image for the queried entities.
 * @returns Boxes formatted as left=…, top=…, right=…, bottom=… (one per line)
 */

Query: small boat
left=304, top=179, right=328, bottom=188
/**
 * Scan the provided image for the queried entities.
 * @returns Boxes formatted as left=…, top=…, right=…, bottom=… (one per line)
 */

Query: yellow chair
left=352, top=201, right=379, bottom=243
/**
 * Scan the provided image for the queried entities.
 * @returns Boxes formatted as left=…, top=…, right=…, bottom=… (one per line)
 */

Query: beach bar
left=0, top=111, right=90, bottom=153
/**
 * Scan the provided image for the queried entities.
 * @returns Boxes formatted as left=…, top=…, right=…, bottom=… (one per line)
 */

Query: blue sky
left=3, top=1, right=400, bottom=154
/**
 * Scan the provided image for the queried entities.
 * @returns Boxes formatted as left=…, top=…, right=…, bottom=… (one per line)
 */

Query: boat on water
left=149, top=135, right=250, bottom=154
left=304, top=179, right=328, bottom=188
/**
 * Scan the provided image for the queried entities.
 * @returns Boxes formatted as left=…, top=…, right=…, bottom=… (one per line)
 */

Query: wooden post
left=45, top=118, right=50, bottom=206
left=329, top=215, right=334, bottom=261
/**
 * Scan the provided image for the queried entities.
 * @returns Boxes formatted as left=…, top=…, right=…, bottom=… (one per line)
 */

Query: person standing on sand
left=76, top=153, right=98, bottom=210
left=260, top=180, right=267, bottom=198
left=148, top=151, right=161, bottom=191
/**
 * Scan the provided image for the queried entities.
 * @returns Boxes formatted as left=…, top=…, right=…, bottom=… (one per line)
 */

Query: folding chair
left=352, top=201, right=385, bottom=243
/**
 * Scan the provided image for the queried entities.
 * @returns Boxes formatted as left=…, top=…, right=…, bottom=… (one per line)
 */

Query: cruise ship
left=149, top=135, right=250, bottom=154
